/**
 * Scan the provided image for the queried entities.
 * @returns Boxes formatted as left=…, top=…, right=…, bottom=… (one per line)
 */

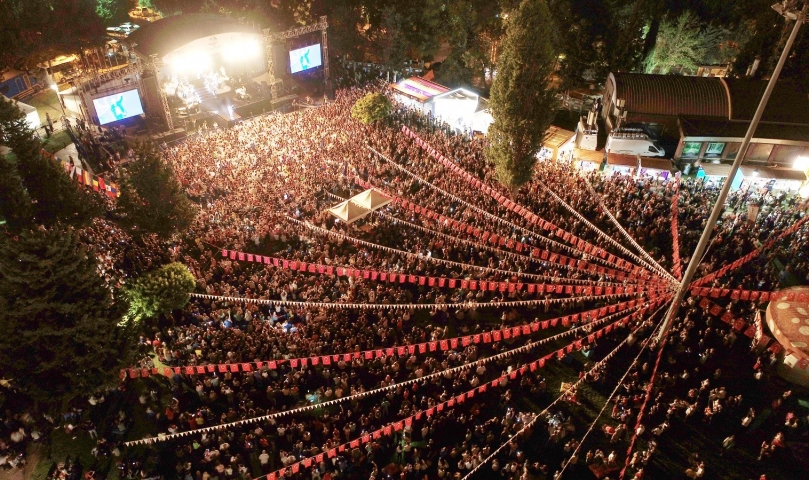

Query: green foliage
left=0, top=96, right=103, bottom=231
left=351, top=93, right=392, bottom=125
left=436, top=0, right=503, bottom=88
left=486, top=0, right=557, bottom=194
left=116, top=142, right=197, bottom=239
left=0, top=226, right=131, bottom=408
left=644, top=11, right=711, bottom=74
left=126, top=262, right=196, bottom=319
left=0, top=0, right=108, bottom=70
left=95, top=0, right=134, bottom=23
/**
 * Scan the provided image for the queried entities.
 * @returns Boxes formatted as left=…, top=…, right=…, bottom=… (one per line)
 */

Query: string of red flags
left=353, top=176, right=640, bottom=280
left=691, top=215, right=809, bottom=287
left=288, top=216, right=672, bottom=288
left=536, top=180, right=675, bottom=284
left=579, top=173, right=672, bottom=282
left=377, top=135, right=650, bottom=279
left=121, top=297, right=668, bottom=381
left=696, top=296, right=770, bottom=345
left=219, top=247, right=669, bottom=295
left=669, top=192, right=682, bottom=279
left=327, top=187, right=653, bottom=285
left=364, top=145, right=649, bottom=281
left=461, top=300, right=669, bottom=479
left=689, top=286, right=798, bottom=302
left=123, top=302, right=663, bottom=447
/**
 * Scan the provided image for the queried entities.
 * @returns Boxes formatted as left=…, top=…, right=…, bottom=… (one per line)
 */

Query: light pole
left=657, top=1, right=808, bottom=341
left=51, top=83, right=67, bottom=119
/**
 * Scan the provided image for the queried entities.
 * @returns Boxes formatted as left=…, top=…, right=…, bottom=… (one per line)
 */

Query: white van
left=606, top=134, right=666, bottom=157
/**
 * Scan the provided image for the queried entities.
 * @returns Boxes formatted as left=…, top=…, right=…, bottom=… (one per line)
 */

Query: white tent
left=349, top=189, right=392, bottom=211
left=327, top=200, right=371, bottom=224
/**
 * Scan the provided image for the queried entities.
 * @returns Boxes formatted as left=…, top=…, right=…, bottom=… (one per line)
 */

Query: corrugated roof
left=722, top=78, right=809, bottom=124
left=611, top=73, right=729, bottom=119
left=127, top=13, right=260, bottom=58
left=544, top=127, right=575, bottom=149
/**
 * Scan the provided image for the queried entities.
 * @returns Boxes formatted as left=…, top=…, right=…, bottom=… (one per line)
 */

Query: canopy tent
left=327, top=200, right=371, bottom=224
left=349, top=189, right=392, bottom=211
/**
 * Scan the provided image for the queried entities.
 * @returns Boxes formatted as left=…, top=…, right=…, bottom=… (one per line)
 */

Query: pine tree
left=127, top=261, right=196, bottom=320
left=0, top=226, right=132, bottom=409
left=0, top=96, right=102, bottom=229
left=485, top=0, right=557, bottom=195
left=116, top=142, right=197, bottom=239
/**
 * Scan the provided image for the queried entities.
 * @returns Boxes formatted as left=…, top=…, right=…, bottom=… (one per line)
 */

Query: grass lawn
left=41, top=130, right=72, bottom=154
left=30, top=428, right=118, bottom=480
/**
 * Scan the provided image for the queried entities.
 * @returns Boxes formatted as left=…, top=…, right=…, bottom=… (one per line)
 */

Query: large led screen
left=93, top=89, right=144, bottom=125
left=289, top=44, right=322, bottom=74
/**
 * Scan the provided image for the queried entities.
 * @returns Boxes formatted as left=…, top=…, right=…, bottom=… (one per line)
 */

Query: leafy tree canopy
left=351, top=92, right=392, bottom=125
left=126, top=262, right=196, bottom=320
left=0, top=0, right=108, bottom=70
left=116, top=142, right=197, bottom=239
left=485, top=0, right=557, bottom=194
left=644, top=11, right=713, bottom=75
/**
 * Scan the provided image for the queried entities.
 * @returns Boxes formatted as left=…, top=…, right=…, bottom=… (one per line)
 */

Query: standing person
left=45, top=112, right=53, bottom=137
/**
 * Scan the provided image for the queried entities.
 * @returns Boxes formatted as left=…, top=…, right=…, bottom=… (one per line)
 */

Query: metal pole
left=657, top=3, right=807, bottom=341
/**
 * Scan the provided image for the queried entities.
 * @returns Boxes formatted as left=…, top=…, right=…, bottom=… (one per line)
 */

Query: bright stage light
left=222, top=39, right=262, bottom=62
left=170, top=50, right=212, bottom=75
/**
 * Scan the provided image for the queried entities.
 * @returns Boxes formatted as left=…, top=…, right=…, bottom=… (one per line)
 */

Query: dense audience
left=3, top=81, right=808, bottom=480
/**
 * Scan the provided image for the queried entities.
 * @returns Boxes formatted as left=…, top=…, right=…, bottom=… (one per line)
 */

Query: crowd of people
left=4, top=80, right=808, bottom=480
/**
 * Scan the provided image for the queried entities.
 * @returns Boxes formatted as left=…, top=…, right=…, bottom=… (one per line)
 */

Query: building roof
left=127, top=13, right=260, bottom=58
left=391, top=77, right=450, bottom=103
left=609, top=73, right=729, bottom=119
left=722, top=78, right=809, bottom=124
left=544, top=127, right=575, bottom=150
left=679, top=116, right=809, bottom=144
left=640, top=157, right=675, bottom=171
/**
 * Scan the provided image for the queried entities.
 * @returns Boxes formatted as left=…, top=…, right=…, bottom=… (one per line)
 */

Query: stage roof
left=391, top=77, right=451, bottom=103
left=127, top=13, right=261, bottom=58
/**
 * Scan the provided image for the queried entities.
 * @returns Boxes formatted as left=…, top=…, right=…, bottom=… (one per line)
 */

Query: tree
left=351, top=93, right=392, bottom=124
left=116, top=142, right=197, bottom=239
left=0, top=226, right=131, bottom=409
left=126, top=262, right=196, bottom=320
left=0, top=154, right=33, bottom=230
left=485, top=0, right=557, bottom=195
left=644, top=11, right=711, bottom=75
left=96, top=0, right=136, bottom=24
left=0, top=96, right=103, bottom=230
left=0, top=0, right=108, bottom=70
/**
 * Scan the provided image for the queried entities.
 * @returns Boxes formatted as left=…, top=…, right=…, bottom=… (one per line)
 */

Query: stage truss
left=263, top=16, right=330, bottom=100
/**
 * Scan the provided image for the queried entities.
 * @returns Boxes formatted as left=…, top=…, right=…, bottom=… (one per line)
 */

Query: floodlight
left=794, top=156, right=809, bottom=171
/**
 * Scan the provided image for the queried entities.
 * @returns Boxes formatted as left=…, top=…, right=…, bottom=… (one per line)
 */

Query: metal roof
left=610, top=73, right=729, bottom=119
